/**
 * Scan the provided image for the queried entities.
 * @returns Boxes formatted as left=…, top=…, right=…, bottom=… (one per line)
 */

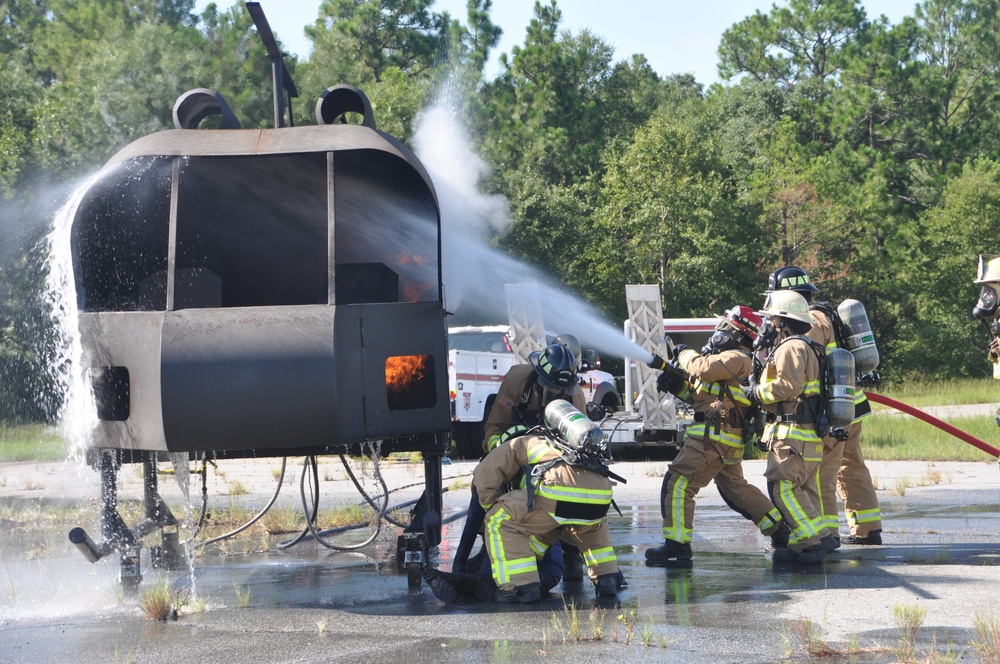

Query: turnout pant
left=661, top=436, right=782, bottom=544
left=764, top=438, right=824, bottom=553
left=812, top=421, right=882, bottom=538
left=485, top=490, right=617, bottom=591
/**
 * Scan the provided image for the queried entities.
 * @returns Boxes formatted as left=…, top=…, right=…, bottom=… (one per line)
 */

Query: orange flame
left=385, top=355, right=428, bottom=393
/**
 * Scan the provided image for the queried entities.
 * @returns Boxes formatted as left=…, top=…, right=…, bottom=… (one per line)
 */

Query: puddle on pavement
left=2, top=496, right=999, bottom=629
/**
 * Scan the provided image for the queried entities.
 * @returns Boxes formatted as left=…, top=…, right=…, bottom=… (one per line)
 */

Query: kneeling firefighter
left=645, top=305, right=788, bottom=565
left=426, top=400, right=625, bottom=603
left=451, top=342, right=591, bottom=588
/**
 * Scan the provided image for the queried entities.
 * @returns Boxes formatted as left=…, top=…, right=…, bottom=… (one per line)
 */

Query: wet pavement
left=2, top=456, right=1000, bottom=662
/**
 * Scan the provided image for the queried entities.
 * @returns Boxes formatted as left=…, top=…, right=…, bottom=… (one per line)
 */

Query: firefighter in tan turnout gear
left=471, top=410, right=623, bottom=603
left=748, top=290, right=839, bottom=564
left=766, top=266, right=882, bottom=546
left=645, top=305, right=788, bottom=564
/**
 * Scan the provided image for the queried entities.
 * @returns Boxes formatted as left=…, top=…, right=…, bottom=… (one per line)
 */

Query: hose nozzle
left=648, top=353, right=668, bottom=371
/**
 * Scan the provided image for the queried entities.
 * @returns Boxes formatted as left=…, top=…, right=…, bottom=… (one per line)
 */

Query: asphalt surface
left=2, top=446, right=1000, bottom=663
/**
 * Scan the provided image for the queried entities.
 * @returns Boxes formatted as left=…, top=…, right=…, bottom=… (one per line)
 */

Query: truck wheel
left=601, top=393, right=620, bottom=412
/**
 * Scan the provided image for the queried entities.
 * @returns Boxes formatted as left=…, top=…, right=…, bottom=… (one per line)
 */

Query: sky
left=196, top=0, right=919, bottom=86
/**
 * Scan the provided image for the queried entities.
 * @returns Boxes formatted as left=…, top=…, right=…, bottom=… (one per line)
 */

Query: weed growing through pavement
left=644, top=464, right=665, bottom=478
left=138, top=577, right=179, bottom=621
left=972, top=607, right=1000, bottom=664
left=617, top=608, right=637, bottom=645
left=234, top=582, right=252, bottom=608
left=892, top=602, right=927, bottom=661
left=783, top=618, right=841, bottom=657
left=892, top=475, right=912, bottom=497
left=922, top=464, right=942, bottom=485
left=226, top=480, right=249, bottom=496
left=316, top=618, right=328, bottom=634
left=447, top=476, right=471, bottom=492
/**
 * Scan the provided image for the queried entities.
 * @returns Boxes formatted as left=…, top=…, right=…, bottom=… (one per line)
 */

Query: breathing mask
left=973, top=284, right=999, bottom=321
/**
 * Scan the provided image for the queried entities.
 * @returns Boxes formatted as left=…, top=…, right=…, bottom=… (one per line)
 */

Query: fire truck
left=447, top=325, right=619, bottom=458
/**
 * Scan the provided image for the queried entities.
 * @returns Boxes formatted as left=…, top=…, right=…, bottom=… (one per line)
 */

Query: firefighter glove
left=585, top=402, right=606, bottom=421
left=656, top=368, right=686, bottom=396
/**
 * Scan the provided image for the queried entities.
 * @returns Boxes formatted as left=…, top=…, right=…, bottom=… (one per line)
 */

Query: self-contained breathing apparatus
left=748, top=326, right=854, bottom=445
left=519, top=400, right=626, bottom=512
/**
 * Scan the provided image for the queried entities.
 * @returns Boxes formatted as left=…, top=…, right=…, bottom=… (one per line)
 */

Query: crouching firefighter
left=645, top=305, right=788, bottom=565
left=425, top=400, right=625, bottom=603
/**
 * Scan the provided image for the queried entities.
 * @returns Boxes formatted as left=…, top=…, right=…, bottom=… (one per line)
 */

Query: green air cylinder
left=827, top=348, right=857, bottom=429
left=837, top=299, right=880, bottom=373
left=544, top=399, right=605, bottom=450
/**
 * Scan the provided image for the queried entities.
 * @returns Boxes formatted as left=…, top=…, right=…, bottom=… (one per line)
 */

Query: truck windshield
left=448, top=332, right=509, bottom=352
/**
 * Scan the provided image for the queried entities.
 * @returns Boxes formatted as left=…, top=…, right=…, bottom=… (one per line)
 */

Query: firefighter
left=972, top=255, right=1000, bottom=425
left=645, top=305, right=788, bottom=564
left=473, top=428, right=621, bottom=602
left=766, top=266, right=882, bottom=545
left=747, top=290, right=838, bottom=563
left=451, top=342, right=588, bottom=587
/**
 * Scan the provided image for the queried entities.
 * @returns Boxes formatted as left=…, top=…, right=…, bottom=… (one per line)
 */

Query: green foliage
left=3, top=0, right=1000, bottom=422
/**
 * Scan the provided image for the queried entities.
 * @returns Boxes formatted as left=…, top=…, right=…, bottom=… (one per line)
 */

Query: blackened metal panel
left=80, top=312, right=168, bottom=451
left=334, top=302, right=450, bottom=439
left=159, top=305, right=338, bottom=452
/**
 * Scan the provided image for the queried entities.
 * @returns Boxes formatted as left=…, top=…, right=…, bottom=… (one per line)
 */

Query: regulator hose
left=865, top=391, right=1000, bottom=458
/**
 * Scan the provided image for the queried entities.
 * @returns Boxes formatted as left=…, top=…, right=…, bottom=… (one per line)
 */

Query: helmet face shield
left=974, top=284, right=999, bottom=320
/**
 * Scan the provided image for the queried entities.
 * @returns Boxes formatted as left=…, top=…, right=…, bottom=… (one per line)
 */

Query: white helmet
left=975, top=255, right=1000, bottom=284
left=755, top=290, right=813, bottom=326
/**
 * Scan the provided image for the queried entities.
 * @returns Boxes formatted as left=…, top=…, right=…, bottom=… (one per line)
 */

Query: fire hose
left=864, top=391, right=1000, bottom=458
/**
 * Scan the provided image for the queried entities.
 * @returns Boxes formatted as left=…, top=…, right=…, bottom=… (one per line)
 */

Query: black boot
left=496, top=582, right=541, bottom=604
left=769, top=522, right=791, bottom=549
left=594, top=573, right=619, bottom=597
left=422, top=566, right=460, bottom=603
left=843, top=529, right=882, bottom=545
left=562, top=544, right=584, bottom=581
left=645, top=539, right=693, bottom=563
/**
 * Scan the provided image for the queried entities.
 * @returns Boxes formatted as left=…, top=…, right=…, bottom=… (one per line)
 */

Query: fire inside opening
left=385, top=354, right=436, bottom=410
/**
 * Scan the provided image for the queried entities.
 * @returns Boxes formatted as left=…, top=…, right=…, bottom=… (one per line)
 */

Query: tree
left=718, top=0, right=867, bottom=87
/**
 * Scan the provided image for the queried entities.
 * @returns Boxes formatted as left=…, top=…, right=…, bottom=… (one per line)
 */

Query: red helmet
left=722, top=305, right=762, bottom=341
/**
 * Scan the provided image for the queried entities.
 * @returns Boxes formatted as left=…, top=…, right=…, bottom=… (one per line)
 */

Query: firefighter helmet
left=719, top=305, right=762, bottom=342
left=755, top=290, right=813, bottom=326
left=975, top=255, right=1000, bottom=284
left=552, top=333, right=582, bottom=370
left=765, top=265, right=819, bottom=294
left=529, top=343, right=577, bottom=390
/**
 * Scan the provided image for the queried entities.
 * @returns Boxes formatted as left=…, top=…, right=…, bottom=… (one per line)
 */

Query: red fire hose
left=864, top=391, right=1000, bottom=458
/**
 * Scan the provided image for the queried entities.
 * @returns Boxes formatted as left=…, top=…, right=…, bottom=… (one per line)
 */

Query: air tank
left=827, top=348, right=857, bottom=429
left=544, top=399, right=605, bottom=450
left=837, top=299, right=880, bottom=373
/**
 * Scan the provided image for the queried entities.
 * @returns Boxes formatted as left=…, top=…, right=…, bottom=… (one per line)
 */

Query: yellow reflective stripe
left=487, top=435, right=501, bottom=451
left=693, top=380, right=723, bottom=396
left=802, top=380, right=821, bottom=396
left=663, top=475, right=691, bottom=543
left=709, top=429, right=743, bottom=447
left=526, top=441, right=560, bottom=464
left=769, top=423, right=822, bottom=445
left=486, top=509, right=512, bottom=584
left=729, top=384, right=751, bottom=405
left=686, top=423, right=707, bottom=438
left=776, top=479, right=820, bottom=544
left=756, top=508, right=782, bottom=532
left=847, top=508, right=881, bottom=525
left=529, top=535, right=550, bottom=557
left=551, top=515, right=605, bottom=526
left=535, top=484, right=613, bottom=504
left=582, top=546, right=616, bottom=567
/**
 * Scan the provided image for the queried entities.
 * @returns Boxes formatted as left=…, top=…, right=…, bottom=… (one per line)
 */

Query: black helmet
left=765, top=265, right=819, bottom=294
left=529, top=343, right=577, bottom=390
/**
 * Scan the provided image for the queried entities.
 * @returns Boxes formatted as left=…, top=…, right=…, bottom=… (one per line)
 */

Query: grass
left=973, top=608, right=1000, bottom=664
left=875, top=377, right=997, bottom=407
left=0, top=424, right=69, bottom=462
left=138, top=577, right=179, bottom=621
left=862, top=414, right=999, bottom=461
left=892, top=602, right=928, bottom=662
